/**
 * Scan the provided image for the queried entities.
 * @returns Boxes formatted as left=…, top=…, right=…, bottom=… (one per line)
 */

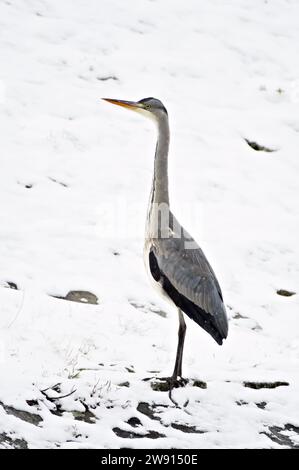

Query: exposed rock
left=192, top=380, right=207, bottom=389
left=127, top=417, right=142, bottom=428
left=263, top=424, right=299, bottom=448
left=243, top=381, right=289, bottom=389
left=26, top=399, right=39, bottom=407
left=129, top=299, right=167, bottom=318
left=171, top=422, right=205, bottom=434
left=117, top=381, right=130, bottom=388
left=0, top=433, right=28, bottom=449
left=245, top=139, right=276, bottom=152
left=137, top=402, right=162, bottom=421
left=236, top=400, right=248, bottom=406
left=256, top=401, right=267, bottom=409
left=232, top=312, right=248, bottom=319
left=51, top=290, right=99, bottom=305
left=4, top=281, right=18, bottom=290
left=64, top=290, right=98, bottom=304
left=0, top=401, right=42, bottom=426
left=137, top=402, right=206, bottom=434
left=252, top=323, right=263, bottom=331
left=113, top=427, right=165, bottom=439
left=97, top=75, right=118, bottom=81
left=72, top=409, right=96, bottom=424
left=276, top=289, right=296, bottom=297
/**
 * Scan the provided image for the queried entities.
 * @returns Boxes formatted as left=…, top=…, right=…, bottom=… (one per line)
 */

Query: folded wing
left=149, top=227, right=228, bottom=345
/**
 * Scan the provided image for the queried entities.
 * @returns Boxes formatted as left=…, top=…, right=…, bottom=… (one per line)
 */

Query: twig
left=41, top=387, right=76, bottom=402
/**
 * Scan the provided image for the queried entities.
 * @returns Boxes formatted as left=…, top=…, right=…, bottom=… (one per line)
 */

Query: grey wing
left=150, top=226, right=228, bottom=345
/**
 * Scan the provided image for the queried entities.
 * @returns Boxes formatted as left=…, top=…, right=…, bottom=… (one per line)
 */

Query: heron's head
left=102, top=97, right=167, bottom=123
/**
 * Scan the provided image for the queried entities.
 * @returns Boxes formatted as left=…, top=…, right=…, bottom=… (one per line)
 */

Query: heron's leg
left=167, top=310, right=187, bottom=406
left=172, top=309, right=186, bottom=379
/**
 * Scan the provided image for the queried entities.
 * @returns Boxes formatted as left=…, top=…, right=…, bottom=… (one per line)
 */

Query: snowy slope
left=0, top=0, right=299, bottom=448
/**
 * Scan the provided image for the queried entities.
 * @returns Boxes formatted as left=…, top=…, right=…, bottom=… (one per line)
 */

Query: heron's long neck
left=151, top=115, right=170, bottom=206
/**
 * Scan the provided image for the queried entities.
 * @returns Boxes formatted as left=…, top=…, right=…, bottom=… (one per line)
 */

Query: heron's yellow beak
left=102, top=98, right=142, bottom=111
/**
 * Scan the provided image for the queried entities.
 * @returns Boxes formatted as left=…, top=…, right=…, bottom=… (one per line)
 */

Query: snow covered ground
left=0, top=0, right=299, bottom=449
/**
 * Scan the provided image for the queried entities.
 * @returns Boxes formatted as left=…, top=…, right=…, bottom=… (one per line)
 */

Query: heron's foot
left=166, top=376, right=188, bottom=406
left=168, top=376, right=189, bottom=389
left=148, top=376, right=188, bottom=392
left=145, top=376, right=189, bottom=407
left=150, top=376, right=189, bottom=406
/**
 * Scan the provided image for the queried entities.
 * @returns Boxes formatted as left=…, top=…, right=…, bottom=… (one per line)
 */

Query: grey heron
left=103, top=97, right=228, bottom=399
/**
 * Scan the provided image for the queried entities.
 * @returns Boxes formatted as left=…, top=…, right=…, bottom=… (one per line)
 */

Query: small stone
left=97, top=75, right=118, bottom=81
left=192, top=380, right=207, bottom=389
left=51, top=290, right=99, bottom=305
left=277, top=289, right=296, bottom=297
left=137, top=402, right=162, bottom=421
left=0, top=433, right=28, bottom=449
left=243, top=381, right=289, bottom=389
left=72, top=410, right=96, bottom=424
left=236, top=400, right=248, bottom=406
left=65, top=291, right=98, bottom=304
left=5, top=281, right=18, bottom=290
left=256, top=401, right=267, bottom=409
left=113, top=427, right=164, bottom=439
left=129, top=299, right=167, bottom=318
left=26, top=399, right=39, bottom=407
left=232, top=312, right=248, bottom=319
left=171, top=422, right=205, bottom=434
left=118, top=381, right=130, bottom=388
left=127, top=417, right=142, bottom=428
left=244, top=138, right=275, bottom=152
